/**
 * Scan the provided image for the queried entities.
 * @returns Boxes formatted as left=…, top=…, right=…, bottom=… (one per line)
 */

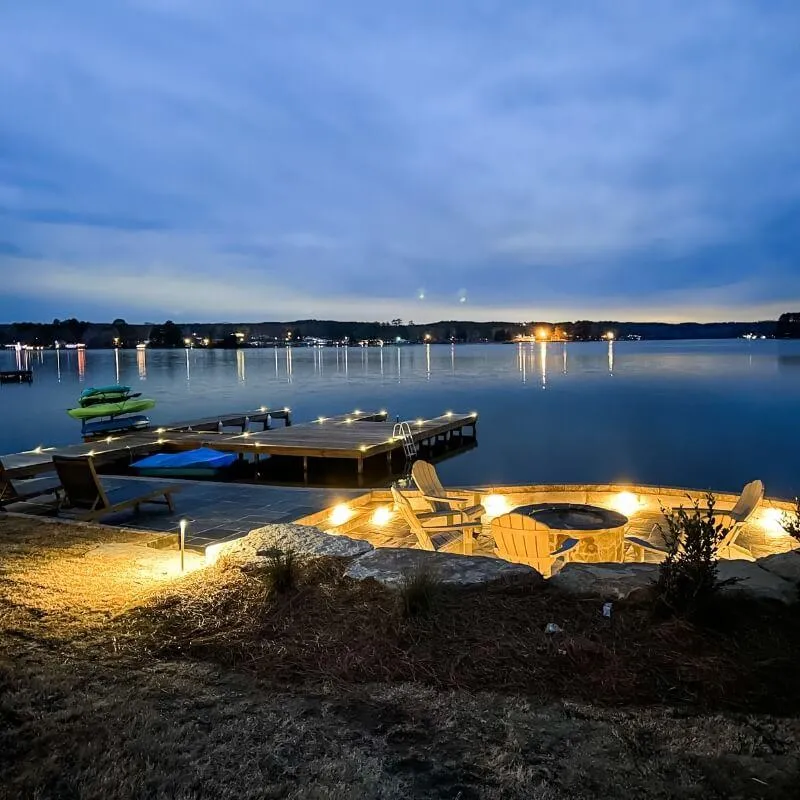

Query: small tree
left=655, top=494, right=732, bottom=616
left=780, top=499, right=800, bottom=546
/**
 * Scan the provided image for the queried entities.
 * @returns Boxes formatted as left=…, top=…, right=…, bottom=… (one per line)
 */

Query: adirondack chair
left=490, top=512, right=579, bottom=576
left=391, top=484, right=481, bottom=555
left=411, top=460, right=484, bottom=520
left=0, top=459, right=62, bottom=509
left=53, top=455, right=182, bottom=521
left=625, top=479, right=764, bottom=562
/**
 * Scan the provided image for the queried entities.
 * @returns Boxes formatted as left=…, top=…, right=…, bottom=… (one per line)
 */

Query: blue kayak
left=131, top=447, right=237, bottom=478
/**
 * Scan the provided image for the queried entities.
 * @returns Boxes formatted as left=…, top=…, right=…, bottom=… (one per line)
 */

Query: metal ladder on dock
left=392, top=421, right=418, bottom=460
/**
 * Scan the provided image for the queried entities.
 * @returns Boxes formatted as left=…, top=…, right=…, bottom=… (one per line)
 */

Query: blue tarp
left=131, top=447, right=236, bottom=470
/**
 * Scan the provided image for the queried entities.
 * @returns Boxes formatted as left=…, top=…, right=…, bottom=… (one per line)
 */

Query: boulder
left=756, top=550, right=800, bottom=586
left=345, top=548, right=541, bottom=588
left=224, top=523, right=373, bottom=562
left=548, top=562, right=659, bottom=600
left=718, top=559, right=798, bottom=604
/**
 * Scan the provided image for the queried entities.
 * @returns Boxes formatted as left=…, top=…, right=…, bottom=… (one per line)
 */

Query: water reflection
left=7, top=341, right=800, bottom=497
left=77, top=348, right=86, bottom=382
left=539, top=341, right=547, bottom=389
left=114, top=348, right=120, bottom=383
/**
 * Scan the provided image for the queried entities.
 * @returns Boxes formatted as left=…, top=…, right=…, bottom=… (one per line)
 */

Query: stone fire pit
left=514, top=503, right=629, bottom=563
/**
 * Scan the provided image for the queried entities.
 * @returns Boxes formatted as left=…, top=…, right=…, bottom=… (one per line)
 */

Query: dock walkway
left=1, top=408, right=478, bottom=481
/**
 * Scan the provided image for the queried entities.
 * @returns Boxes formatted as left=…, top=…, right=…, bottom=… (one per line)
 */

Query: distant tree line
left=776, top=313, right=800, bottom=338
left=0, top=316, right=783, bottom=347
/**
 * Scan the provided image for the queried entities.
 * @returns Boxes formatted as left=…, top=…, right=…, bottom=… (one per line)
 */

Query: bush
left=655, top=494, right=732, bottom=617
left=399, top=564, right=442, bottom=619
left=780, top=498, right=800, bottom=545
left=261, top=548, right=298, bottom=594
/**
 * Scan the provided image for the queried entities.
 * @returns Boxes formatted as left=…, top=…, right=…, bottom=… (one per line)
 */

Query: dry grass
left=3, top=516, right=800, bottom=798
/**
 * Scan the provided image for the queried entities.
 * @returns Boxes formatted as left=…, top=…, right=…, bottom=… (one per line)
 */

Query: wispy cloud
left=0, top=0, right=799, bottom=321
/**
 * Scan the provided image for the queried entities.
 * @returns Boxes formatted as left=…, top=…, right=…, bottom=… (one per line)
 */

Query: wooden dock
left=161, top=406, right=291, bottom=433
left=0, top=370, right=33, bottom=384
left=1, top=408, right=478, bottom=482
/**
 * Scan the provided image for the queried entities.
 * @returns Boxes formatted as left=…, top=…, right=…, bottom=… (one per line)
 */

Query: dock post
left=357, top=455, right=364, bottom=476
left=303, top=456, right=308, bottom=482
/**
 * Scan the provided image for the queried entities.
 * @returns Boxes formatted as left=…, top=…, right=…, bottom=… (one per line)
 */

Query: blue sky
left=1, top=0, right=799, bottom=323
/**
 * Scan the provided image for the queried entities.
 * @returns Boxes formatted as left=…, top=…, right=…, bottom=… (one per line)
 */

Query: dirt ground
left=2, top=516, right=800, bottom=799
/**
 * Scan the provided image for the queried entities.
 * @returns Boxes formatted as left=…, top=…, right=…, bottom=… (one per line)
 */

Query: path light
left=330, top=504, right=353, bottom=526
left=482, top=494, right=510, bottom=520
left=612, top=491, right=641, bottom=517
left=179, top=519, right=187, bottom=572
left=760, top=508, right=786, bottom=537
left=371, top=506, right=392, bottom=526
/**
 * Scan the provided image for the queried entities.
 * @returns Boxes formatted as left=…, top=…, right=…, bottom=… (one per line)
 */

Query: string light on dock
left=445, top=411, right=453, bottom=417
left=416, top=419, right=423, bottom=426
left=354, top=409, right=362, bottom=414
left=345, top=417, right=353, bottom=423
left=259, top=406, right=267, bottom=412
left=33, top=446, right=43, bottom=454
left=359, top=444, right=367, bottom=452
left=318, top=416, right=327, bottom=423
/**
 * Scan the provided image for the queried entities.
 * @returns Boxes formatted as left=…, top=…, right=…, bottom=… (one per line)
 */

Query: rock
left=224, top=524, right=373, bottom=562
left=345, top=548, right=541, bottom=588
left=718, top=560, right=798, bottom=604
left=756, top=550, right=800, bottom=586
left=548, top=563, right=659, bottom=600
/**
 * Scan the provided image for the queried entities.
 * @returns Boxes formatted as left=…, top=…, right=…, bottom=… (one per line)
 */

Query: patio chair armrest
left=624, top=535, right=669, bottom=554
left=550, top=537, right=580, bottom=556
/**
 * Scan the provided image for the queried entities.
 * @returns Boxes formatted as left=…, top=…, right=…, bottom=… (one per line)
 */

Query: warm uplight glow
left=612, top=491, right=640, bottom=517
left=760, top=507, right=787, bottom=537
left=330, top=504, right=353, bottom=526
left=482, top=494, right=510, bottom=519
left=371, top=506, right=392, bottom=526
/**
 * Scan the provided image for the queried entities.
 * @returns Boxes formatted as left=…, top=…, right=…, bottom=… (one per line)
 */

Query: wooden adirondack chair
left=411, top=460, right=483, bottom=520
left=0, top=459, right=62, bottom=509
left=490, top=512, right=579, bottom=576
left=625, top=479, right=764, bottom=562
left=53, top=455, right=182, bottom=521
left=391, top=484, right=480, bottom=554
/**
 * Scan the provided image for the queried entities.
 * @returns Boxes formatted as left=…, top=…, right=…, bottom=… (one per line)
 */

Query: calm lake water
left=3, top=340, right=800, bottom=496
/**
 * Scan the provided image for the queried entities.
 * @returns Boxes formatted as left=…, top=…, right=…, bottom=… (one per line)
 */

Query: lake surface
left=3, top=340, right=800, bottom=497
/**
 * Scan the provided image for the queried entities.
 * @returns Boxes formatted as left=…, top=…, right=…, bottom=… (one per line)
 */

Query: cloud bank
left=1, top=0, right=799, bottom=322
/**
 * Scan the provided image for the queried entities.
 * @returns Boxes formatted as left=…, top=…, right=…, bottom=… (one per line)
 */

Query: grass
left=3, top=515, right=800, bottom=798
left=399, top=563, right=442, bottom=618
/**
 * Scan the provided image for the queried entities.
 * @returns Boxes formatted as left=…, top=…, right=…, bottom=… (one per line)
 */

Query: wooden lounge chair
left=391, top=484, right=481, bottom=555
left=490, top=512, right=579, bottom=576
left=625, top=479, right=764, bottom=562
left=411, top=460, right=484, bottom=520
left=53, top=455, right=182, bottom=521
left=0, top=459, right=62, bottom=509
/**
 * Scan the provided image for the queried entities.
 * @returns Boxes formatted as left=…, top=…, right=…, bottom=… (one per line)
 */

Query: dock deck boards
left=1, top=409, right=478, bottom=479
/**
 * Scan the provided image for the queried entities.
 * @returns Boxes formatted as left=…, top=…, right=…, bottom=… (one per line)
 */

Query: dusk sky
left=1, top=1, right=799, bottom=323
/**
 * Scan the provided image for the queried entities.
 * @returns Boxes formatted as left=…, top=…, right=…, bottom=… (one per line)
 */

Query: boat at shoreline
left=67, top=397, right=155, bottom=420
left=131, top=447, right=237, bottom=478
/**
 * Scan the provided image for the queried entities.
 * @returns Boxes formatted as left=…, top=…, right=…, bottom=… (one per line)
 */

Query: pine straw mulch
left=116, top=555, right=800, bottom=715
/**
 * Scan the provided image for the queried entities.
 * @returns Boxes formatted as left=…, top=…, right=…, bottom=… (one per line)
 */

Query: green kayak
left=67, top=398, right=156, bottom=420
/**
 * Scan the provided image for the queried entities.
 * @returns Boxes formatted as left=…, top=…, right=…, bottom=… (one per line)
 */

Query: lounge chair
left=0, top=459, right=62, bottom=509
left=53, top=455, right=182, bottom=521
left=490, top=512, right=579, bottom=576
left=411, top=460, right=484, bottom=520
left=625, top=479, right=764, bottom=562
left=391, top=484, right=481, bottom=554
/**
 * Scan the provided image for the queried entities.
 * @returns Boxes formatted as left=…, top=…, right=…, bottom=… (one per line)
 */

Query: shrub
left=261, top=548, right=298, bottom=594
left=780, top=498, right=800, bottom=545
left=399, top=564, right=442, bottom=619
left=654, top=493, right=732, bottom=617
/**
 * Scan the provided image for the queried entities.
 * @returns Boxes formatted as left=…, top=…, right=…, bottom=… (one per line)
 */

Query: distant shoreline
left=3, top=315, right=797, bottom=349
